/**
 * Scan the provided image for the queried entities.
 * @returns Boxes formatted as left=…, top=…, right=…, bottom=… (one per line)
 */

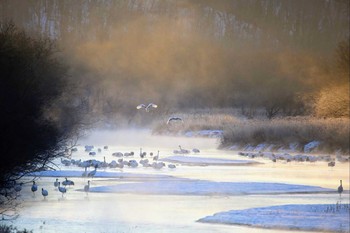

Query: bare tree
left=0, top=22, right=86, bottom=217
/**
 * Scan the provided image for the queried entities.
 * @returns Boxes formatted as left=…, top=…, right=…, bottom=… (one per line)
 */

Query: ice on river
left=160, top=155, right=261, bottom=166
left=29, top=169, right=334, bottom=196
left=90, top=179, right=333, bottom=195
left=198, top=204, right=350, bottom=233
left=28, top=170, right=173, bottom=180
left=28, top=170, right=333, bottom=196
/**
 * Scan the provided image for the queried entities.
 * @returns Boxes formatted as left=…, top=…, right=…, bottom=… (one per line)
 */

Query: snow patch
left=198, top=204, right=350, bottom=233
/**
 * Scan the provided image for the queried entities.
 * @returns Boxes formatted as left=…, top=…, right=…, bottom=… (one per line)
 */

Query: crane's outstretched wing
left=167, top=117, right=183, bottom=124
left=136, top=104, right=146, bottom=109
left=147, top=103, right=158, bottom=109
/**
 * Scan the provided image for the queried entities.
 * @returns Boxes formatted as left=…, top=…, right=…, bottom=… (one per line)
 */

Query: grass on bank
left=151, top=110, right=349, bottom=154
left=220, top=117, right=349, bottom=154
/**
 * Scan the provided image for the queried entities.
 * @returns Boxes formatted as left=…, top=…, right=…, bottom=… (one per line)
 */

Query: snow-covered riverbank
left=198, top=204, right=350, bottom=232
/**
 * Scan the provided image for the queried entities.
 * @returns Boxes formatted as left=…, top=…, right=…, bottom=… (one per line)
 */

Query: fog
left=69, top=14, right=230, bottom=109
left=1, top=0, right=349, bottom=119
left=67, top=17, right=319, bottom=113
left=80, top=129, right=219, bottom=150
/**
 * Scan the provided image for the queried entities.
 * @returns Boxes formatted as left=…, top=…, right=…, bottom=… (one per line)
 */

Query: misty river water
left=8, top=129, right=350, bottom=233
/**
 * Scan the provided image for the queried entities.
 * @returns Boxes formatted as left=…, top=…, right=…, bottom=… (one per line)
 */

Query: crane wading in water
left=41, top=188, right=48, bottom=199
left=31, top=181, right=37, bottom=196
left=338, top=180, right=343, bottom=197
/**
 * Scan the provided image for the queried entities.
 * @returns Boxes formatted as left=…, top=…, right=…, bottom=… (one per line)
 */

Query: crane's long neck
left=340, top=180, right=342, bottom=185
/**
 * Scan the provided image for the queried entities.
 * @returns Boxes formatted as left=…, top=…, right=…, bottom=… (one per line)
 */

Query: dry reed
left=152, top=110, right=349, bottom=154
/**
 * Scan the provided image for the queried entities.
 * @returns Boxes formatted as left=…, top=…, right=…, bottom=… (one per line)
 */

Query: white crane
left=167, top=117, right=183, bottom=124
left=62, top=177, right=75, bottom=187
left=54, top=178, right=59, bottom=189
left=58, top=182, right=66, bottom=197
left=82, top=167, right=88, bottom=177
left=109, top=160, right=117, bottom=168
left=84, top=180, right=90, bottom=195
left=192, top=148, right=200, bottom=153
left=178, top=145, right=190, bottom=154
left=136, top=103, right=158, bottom=112
left=60, top=158, right=71, bottom=166
left=140, top=159, right=149, bottom=167
left=118, top=161, right=124, bottom=168
left=88, top=165, right=98, bottom=178
left=128, top=160, right=138, bottom=168
left=41, top=188, right=48, bottom=199
left=100, top=156, right=108, bottom=168
left=124, top=152, right=132, bottom=157
left=153, top=151, right=159, bottom=161
left=338, top=180, right=343, bottom=197
left=328, top=161, right=335, bottom=167
left=31, top=181, right=38, bottom=196
left=140, top=148, right=146, bottom=158
left=112, top=152, right=123, bottom=157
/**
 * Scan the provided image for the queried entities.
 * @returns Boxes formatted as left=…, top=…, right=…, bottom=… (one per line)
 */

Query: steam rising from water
left=80, top=129, right=218, bottom=150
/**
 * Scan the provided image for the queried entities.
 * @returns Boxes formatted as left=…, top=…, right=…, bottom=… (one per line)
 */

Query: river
left=8, top=129, right=349, bottom=233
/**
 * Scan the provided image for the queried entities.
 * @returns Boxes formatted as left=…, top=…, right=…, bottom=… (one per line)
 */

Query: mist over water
left=80, top=129, right=219, bottom=150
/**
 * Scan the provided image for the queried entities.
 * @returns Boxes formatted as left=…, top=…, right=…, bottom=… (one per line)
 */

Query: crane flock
left=12, top=141, right=348, bottom=203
